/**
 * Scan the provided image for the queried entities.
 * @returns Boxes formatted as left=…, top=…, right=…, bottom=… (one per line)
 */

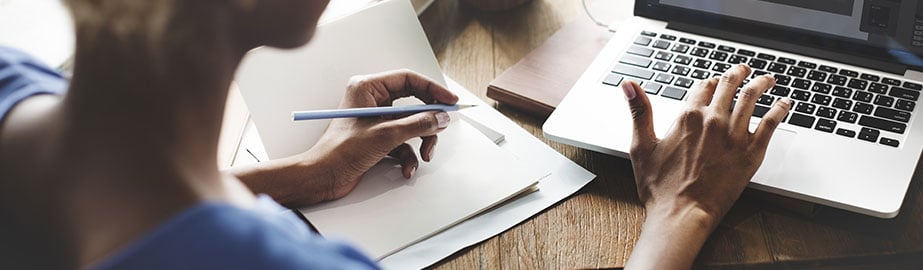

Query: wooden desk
left=419, top=1, right=923, bottom=269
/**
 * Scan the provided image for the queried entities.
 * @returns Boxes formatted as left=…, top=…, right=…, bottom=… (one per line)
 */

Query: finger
left=364, top=69, right=459, bottom=106
left=687, top=77, right=719, bottom=108
left=388, top=143, right=420, bottom=178
left=730, top=74, right=776, bottom=134
left=753, top=97, right=793, bottom=148
left=379, top=111, right=450, bottom=146
left=621, top=81, right=657, bottom=152
left=711, top=64, right=751, bottom=113
left=420, top=135, right=438, bottom=162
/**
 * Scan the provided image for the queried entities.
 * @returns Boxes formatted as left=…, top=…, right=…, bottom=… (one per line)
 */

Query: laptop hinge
left=667, top=21, right=908, bottom=75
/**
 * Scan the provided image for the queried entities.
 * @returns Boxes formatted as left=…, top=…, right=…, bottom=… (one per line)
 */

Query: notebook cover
left=486, top=17, right=614, bottom=118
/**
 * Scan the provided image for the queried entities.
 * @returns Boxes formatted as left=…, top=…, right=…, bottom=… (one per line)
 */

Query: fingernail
left=435, top=112, right=450, bottom=128
left=410, top=165, right=417, bottom=177
left=621, top=82, right=636, bottom=100
left=426, top=144, right=435, bottom=160
left=780, top=97, right=793, bottom=106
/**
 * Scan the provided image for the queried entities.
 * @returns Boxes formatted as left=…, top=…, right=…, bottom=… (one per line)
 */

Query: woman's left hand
left=299, top=69, right=459, bottom=200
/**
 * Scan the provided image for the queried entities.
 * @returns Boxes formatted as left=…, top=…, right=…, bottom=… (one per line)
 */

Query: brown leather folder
left=486, top=17, right=614, bottom=118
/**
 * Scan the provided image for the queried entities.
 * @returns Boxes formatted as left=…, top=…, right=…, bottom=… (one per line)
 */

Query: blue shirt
left=0, top=47, right=379, bottom=269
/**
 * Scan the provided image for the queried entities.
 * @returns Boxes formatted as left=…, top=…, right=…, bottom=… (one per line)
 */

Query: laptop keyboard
left=602, top=30, right=921, bottom=148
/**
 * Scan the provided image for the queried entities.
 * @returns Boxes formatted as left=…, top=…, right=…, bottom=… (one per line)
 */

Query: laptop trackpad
left=750, top=124, right=797, bottom=182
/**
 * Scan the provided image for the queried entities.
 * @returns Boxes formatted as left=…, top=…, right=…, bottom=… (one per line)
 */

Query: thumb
left=379, top=111, right=451, bottom=144
left=621, top=81, right=656, bottom=152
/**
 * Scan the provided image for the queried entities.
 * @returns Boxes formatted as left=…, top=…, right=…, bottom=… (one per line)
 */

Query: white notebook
left=234, top=0, right=545, bottom=259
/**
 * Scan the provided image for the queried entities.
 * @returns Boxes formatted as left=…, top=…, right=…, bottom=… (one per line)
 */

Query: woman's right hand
left=622, top=64, right=792, bottom=269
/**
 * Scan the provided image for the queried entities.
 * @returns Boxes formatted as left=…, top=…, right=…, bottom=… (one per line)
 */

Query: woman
left=0, top=0, right=789, bottom=269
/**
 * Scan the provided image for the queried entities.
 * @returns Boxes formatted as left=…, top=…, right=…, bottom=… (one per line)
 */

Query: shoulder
left=94, top=202, right=379, bottom=270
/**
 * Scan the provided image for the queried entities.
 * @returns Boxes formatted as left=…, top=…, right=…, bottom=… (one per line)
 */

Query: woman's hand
left=229, top=69, right=458, bottom=206
left=623, top=64, right=792, bottom=269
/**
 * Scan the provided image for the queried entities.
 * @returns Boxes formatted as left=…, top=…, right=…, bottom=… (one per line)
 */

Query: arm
left=228, top=69, right=458, bottom=207
left=621, top=64, right=792, bottom=269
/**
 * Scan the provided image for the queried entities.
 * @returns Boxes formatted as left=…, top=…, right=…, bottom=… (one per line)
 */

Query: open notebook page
left=299, top=117, right=542, bottom=259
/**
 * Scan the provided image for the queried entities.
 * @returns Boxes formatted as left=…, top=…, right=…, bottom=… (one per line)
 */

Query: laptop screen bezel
left=634, top=0, right=923, bottom=71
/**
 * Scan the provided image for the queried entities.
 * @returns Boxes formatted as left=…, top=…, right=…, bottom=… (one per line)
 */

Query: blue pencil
left=291, top=104, right=477, bottom=121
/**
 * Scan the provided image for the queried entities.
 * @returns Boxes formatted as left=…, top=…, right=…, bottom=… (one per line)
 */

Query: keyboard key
left=788, top=113, right=816, bottom=128
left=774, top=74, right=791, bottom=86
left=882, top=78, right=902, bottom=86
left=868, top=82, right=889, bottom=94
left=874, top=95, right=894, bottom=107
left=853, top=102, right=874, bottom=114
left=816, top=106, right=836, bottom=118
left=691, top=69, right=710, bottom=79
left=752, top=70, right=769, bottom=78
left=692, top=59, right=712, bottom=69
left=641, top=31, right=657, bottom=37
left=655, top=51, right=673, bottom=61
left=787, top=66, right=807, bottom=78
left=819, top=65, right=838, bottom=73
left=602, top=74, right=624, bottom=86
left=655, top=73, right=675, bottom=84
left=792, top=78, right=811, bottom=90
left=674, top=55, right=692, bottom=65
left=626, top=46, right=654, bottom=57
left=652, top=40, right=671, bottom=49
left=708, top=51, right=729, bottom=61
left=895, top=99, right=916, bottom=112
left=757, top=53, right=776, bottom=61
left=836, top=128, right=856, bottom=138
left=698, top=41, right=716, bottom=48
left=795, top=102, right=817, bottom=114
left=748, top=59, right=767, bottom=69
left=797, top=61, right=818, bottom=69
left=904, top=81, right=923, bottom=90
left=858, top=127, right=880, bottom=142
left=874, top=107, right=911, bottom=122
left=770, top=86, right=791, bottom=97
left=635, top=36, right=652, bottom=46
left=728, top=55, right=748, bottom=64
left=811, top=83, right=832, bottom=94
left=757, top=94, right=774, bottom=105
left=889, top=87, right=920, bottom=101
left=880, top=137, right=900, bottom=147
left=767, top=63, right=787, bottom=73
left=612, top=64, right=655, bottom=80
left=671, top=66, right=691, bottom=76
left=839, top=69, right=859, bottom=77
left=690, top=47, right=709, bottom=57
left=778, top=57, right=797, bottom=65
left=791, top=90, right=811, bottom=101
left=860, top=73, right=880, bottom=82
left=671, top=44, right=690, bottom=53
left=660, top=34, right=677, bottom=41
left=653, top=62, right=672, bottom=72
left=620, top=55, right=652, bottom=68
left=712, top=63, right=731, bottom=73
left=811, top=94, right=832, bottom=106
left=662, top=86, right=687, bottom=100
left=859, top=115, right=906, bottom=134
left=675, top=77, right=694, bottom=88
left=717, top=45, right=736, bottom=52
left=737, top=49, right=756, bottom=56
left=815, top=118, right=836, bottom=133
left=753, top=105, right=771, bottom=117
left=847, top=79, right=868, bottom=90
left=807, top=70, right=828, bottom=81
left=643, top=82, right=663, bottom=94
left=837, top=111, right=858, bottom=123
left=679, top=37, right=697, bottom=44
left=832, top=98, right=852, bottom=110
left=827, top=74, right=847, bottom=86
left=832, top=87, right=852, bottom=98
left=853, top=91, right=873, bottom=102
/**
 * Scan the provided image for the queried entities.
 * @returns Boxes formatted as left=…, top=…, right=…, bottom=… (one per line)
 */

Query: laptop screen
left=636, top=0, right=923, bottom=71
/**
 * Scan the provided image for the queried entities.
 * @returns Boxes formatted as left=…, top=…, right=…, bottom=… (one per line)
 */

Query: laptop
left=544, top=0, right=923, bottom=218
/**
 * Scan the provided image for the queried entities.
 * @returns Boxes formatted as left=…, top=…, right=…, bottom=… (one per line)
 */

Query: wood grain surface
left=418, top=0, right=923, bottom=269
